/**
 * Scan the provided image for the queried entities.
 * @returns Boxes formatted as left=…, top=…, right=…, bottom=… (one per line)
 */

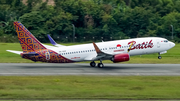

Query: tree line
left=0, top=0, right=180, bottom=43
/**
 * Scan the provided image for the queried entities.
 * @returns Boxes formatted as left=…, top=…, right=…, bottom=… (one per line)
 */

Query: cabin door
left=157, top=39, right=160, bottom=48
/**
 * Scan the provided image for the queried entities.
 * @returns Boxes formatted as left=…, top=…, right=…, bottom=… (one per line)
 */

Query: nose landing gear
left=158, top=56, right=162, bottom=59
left=158, top=53, right=162, bottom=59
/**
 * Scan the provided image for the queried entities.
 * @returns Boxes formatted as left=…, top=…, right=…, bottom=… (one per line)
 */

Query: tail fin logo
left=14, top=21, right=46, bottom=53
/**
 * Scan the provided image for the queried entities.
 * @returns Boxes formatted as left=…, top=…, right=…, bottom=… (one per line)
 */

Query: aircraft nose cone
left=169, top=41, right=175, bottom=48
left=172, top=42, right=175, bottom=47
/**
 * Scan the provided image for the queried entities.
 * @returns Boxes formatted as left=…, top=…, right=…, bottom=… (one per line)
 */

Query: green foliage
left=157, top=12, right=180, bottom=42
left=1, top=76, right=180, bottom=99
left=0, top=0, right=180, bottom=42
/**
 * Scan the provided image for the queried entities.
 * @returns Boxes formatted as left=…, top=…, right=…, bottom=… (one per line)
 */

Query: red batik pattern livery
left=21, top=49, right=74, bottom=63
left=14, top=21, right=73, bottom=63
left=14, top=21, right=46, bottom=53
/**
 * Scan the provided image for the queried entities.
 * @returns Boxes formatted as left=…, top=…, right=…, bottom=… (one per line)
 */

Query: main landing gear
left=158, top=53, right=162, bottom=59
left=90, top=60, right=104, bottom=68
left=90, top=61, right=96, bottom=67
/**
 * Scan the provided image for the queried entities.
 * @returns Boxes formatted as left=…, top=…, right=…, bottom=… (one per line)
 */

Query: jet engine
left=111, top=53, right=130, bottom=63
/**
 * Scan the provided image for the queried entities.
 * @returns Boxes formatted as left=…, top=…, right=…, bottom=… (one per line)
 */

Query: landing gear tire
left=90, top=61, right=96, bottom=67
left=98, top=63, right=104, bottom=68
left=158, top=56, right=162, bottom=59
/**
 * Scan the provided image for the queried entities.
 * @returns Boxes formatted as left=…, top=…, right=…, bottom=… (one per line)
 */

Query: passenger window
left=164, top=40, right=168, bottom=43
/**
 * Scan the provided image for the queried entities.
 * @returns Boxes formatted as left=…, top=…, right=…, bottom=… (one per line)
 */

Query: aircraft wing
left=6, top=50, right=22, bottom=55
left=92, top=42, right=134, bottom=61
left=90, top=42, right=113, bottom=60
left=47, top=34, right=65, bottom=47
left=93, top=42, right=113, bottom=56
left=83, top=43, right=112, bottom=61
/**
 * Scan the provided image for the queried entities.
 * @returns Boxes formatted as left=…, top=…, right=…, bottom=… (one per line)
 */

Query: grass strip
left=0, top=76, right=180, bottom=100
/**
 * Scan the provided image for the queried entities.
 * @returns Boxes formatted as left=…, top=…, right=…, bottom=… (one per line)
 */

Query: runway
left=0, top=63, right=179, bottom=76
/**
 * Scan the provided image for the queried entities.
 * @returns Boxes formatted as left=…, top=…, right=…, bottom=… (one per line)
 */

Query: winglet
left=47, top=34, right=57, bottom=46
left=93, top=42, right=102, bottom=54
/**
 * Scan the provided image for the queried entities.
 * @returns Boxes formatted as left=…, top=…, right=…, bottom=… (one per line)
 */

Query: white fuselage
left=49, top=37, right=175, bottom=62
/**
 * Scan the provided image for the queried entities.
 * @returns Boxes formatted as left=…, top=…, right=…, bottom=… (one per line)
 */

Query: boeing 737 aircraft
left=7, top=21, right=175, bottom=68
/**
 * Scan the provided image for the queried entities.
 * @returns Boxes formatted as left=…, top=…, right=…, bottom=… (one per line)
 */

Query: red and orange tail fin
left=14, top=21, right=46, bottom=53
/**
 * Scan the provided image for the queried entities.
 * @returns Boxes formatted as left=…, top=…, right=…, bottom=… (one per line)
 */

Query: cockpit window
left=164, top=40, right=168, bottom=43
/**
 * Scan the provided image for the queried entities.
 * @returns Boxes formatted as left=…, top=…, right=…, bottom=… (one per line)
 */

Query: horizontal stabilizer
left=22, top=52, right=39, bottom=57
left=6, top=50, right=22, bottom=55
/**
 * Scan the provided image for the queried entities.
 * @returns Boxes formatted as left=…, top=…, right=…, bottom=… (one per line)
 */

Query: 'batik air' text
left=128, top=40, right=154, bottom=50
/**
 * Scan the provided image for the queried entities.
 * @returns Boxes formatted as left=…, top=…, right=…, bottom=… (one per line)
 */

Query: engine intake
left=111, top=53, right=130, bottom=63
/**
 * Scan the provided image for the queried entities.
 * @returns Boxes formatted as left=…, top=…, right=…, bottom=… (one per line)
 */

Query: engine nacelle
left=111, top=53, right=130, bottom=63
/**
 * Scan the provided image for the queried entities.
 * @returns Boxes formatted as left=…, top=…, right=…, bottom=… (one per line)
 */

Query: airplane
left=6, top=21, right=175, bottom=68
